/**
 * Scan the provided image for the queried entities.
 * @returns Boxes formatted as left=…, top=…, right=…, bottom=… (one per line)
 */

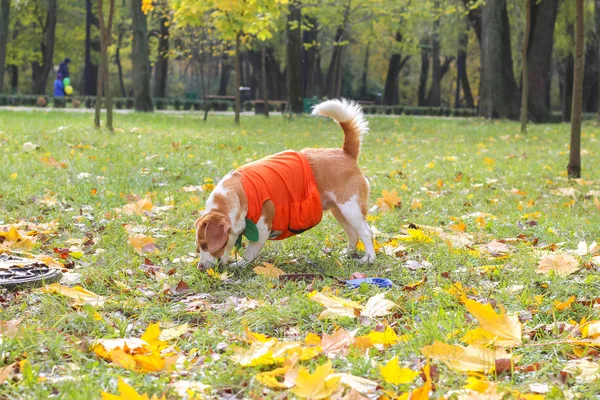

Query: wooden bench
left=203, top=95, right=236, bottom=120
left=357, top=100, right=375, bottom=106
left=251, top=100, right=288, bottom=114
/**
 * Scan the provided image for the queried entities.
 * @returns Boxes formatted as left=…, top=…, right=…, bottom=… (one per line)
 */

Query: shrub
left=173, top=98, right=182, bottom=111
left=184, top=100, right=193, bottom=110
left=155, top=98, right=167, bottom=110
left=72, top=99, right=81, bottom=108
left=125, top=98, right=134, bottom=109
left=53, top=97, right=66, bottom=108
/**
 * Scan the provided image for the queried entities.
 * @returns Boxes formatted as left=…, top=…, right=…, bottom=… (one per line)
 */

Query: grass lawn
left=0, top=109, right=599, bottom=399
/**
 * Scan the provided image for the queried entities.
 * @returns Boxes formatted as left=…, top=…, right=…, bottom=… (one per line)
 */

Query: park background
left=0, top=0, right=597, bottom=122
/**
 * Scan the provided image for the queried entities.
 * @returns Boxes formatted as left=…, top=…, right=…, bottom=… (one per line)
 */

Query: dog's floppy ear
left=205, top=220, right=231, bottom=253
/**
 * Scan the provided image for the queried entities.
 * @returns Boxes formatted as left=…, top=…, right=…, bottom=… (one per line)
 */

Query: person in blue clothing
left=53, top=72, right=65, bottom=97
left=58, top=58, right=70, bottom=78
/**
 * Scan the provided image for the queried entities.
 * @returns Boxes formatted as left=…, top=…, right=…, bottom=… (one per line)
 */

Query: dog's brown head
left=195, top=210, right=232, bottom=259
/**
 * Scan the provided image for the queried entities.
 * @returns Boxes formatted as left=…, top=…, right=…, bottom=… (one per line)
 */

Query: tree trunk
left=430, top=17, right=441, bottom=107
left=115, top=26, right=126, bottom=97
left=265, top=47, right=286, bottom=99
left=153, top=1, right=169, bottom=99
left=287, top=1, right=303, bottom=113
left=0, top=0, right=10, bottom=94
left=360, top=43, right=369, bottom=99
left=561, top=54, right=574, bottom=122
left=418, top=42, right=429, bottom=107
left=84, top=0, right=99, bottom=96
left=325, top=27, right=345, bottom=98
left=131, top=0, right=152, bottom=111
left=582, top=44, right=598, bottom=112
left=8, top=64, right=17, bottom=92
left=218, top=54, right=232, bottom=95
left=234, top=32, right=241, bottom=124
left=462, top=0, right=482, bottom=42
left=303, top=16, right=319, bottom=98
left=479, top=0, right=519, bottom=119
left=568, top=0, right=584, bottom=178
left=596, top=0, right=600, bottom=120
left=261, top=46, right=270, bottom=117
left=95, top=0, right=115, bottom=130
left=32, top=0, right=57, bottom=95
left=455, top=27, right=474, bottom=108
left=521, top=0, right=532, bottom=133
left=526, top=0, right=559, bottom=122
left=383, top=32, right=404, bottom=105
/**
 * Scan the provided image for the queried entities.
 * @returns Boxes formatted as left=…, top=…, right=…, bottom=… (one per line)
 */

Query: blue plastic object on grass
left=346, top=277, right=393, bottom=289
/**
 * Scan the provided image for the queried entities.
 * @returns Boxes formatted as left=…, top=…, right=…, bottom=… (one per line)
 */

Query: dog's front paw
left=360, top=253, right=376, bottom=264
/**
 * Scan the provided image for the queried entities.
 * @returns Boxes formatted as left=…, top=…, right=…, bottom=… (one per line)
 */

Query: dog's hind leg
left=331, top=207, right=358, bottom=253
left=336, top=195, right=375, bottom=264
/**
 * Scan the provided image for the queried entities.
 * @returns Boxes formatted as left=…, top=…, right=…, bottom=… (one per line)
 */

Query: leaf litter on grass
left=3, top=113, right=600, bottom=398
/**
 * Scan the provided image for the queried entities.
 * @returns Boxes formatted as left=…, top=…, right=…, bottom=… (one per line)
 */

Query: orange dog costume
left=238, top=151, right=323, bottom=240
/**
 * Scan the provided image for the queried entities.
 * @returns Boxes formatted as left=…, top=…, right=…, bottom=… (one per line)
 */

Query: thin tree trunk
left=218, top=54, right=232, bottom=95
left=427, top=57, right=454, bottom=105
left=287, top=0, right=303, bottom=113
left=521, top=0, right=532, bottom=133
left=562, top=54, right=574, bottom=122
left=430, top=15, right=441, bottom=107
left=418, top=42, right=429, bottom=106
left=115, top=26, right=126, bottom=97
left=596, top=0, right=600, bottom=121
left=84, top=0, right=99, bottom=96
left=360, top=43, right=370, bottom=99
left=455, top=27, right=470, bottom=108
left=8, top=64, right=17, bottom=92
left=153, top=1, right=169, bottom=99
left=568, top=0, right=584, bottom=178
left=0, top=0, right=10, bottom=94
left=234, top=32, right=241, bottom=124
left=32, top=0, right=57, bottom=94
left=261, top=46, right=270, bottom=117
left=131, top=0, right=152, bottom=111
left=303, top=17, right=318, bottom=98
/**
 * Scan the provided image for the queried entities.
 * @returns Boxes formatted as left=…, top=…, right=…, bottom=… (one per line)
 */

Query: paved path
left=0, top=106, right=266, bottom=116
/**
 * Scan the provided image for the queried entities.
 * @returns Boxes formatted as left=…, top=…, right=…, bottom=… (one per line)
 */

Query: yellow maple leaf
left=309, top=292, right=363, bottom=319
left=420, top=341, right=511, bottom=373
left=397, top=229, right=433, bottom=243
left=304, top=332, right=321, bottom=346
left=108, top=348, right=137, bottom=371
left=536, top=253, right=580, bottom=276
left=554, top=296, right=576, bottom=311
left=376, top=189, right=401, bottom=211
left=291, top=361, right=341, bottom=399
left=101, top=378, right=164, bottom=400
left=409, top=363, right=432, bottom=399
left=379, top=356, right=419, bottom=385
left=253, top=262, right=285, bottom=278
left=365, top=325, right=405, bottom=346
left=128, top=234, right=158, bottom=255
left=461, top=296, right=522, bottom=346
left=121, top=197, right=153, bottom=216
left=40, top=283, right=106, bottom=307
left=255, top=366, right=292, bottom=389
left=141, top=323, right=168, bottom=351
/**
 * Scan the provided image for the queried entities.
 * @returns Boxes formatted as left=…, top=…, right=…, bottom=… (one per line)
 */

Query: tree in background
left=153, top=0, right=170, bottom=99
left=94, top=0, right=115, bottom=131
left=0, top=0, right=10, bottom=94
left=31, top=0, right=57, bottom=94
left=520, top=0, right=531, bottom=133
left=525, top=0, right=559, bottom=122
left=568, top=0, right=584, bottom=179
left=479, top=0, right=518, bottom=119
left=173, top=0, right=286, bottom=124
left=287, top=0, right=303, bottom=113
left=132, top=0, right=152, bottom=111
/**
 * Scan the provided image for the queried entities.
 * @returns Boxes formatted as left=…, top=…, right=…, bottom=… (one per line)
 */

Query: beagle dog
left=195, top=99, right=374, bottom=268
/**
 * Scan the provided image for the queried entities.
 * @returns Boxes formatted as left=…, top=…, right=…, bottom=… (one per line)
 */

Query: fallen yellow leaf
left=291, top=361, right=341, bottom=400
left=379, top=356, right=419, bottom=385
left=41, top=283, right=106, bottom=307
left=253, top=262, right=285, bottom=278
left=101, top=378, right=165, bottom=400
left=420, top=341, right=511, bottom=373
left=536, top=253, right=580, bottom=276
left=461, top=296, right=522, bottom=346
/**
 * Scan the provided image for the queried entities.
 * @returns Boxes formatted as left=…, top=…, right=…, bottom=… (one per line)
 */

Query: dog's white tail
left=311, top=98, right=369, bottom=160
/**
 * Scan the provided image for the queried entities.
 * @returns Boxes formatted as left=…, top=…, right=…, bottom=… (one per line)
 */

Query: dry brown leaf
left=253, top=262, right=285, bottom=278
left=536, top=253, right=580, bottom=276
left=0, top=319, right=21, bottom=337
left=122, top=198, right=153, bottom=216
left=129, top=234, right=158, bottom=255
left=320, top=329, right=352, bottom=357
left=562, top=359, right=600, bottom=383
left=0, top=363, right=16, bottom=384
